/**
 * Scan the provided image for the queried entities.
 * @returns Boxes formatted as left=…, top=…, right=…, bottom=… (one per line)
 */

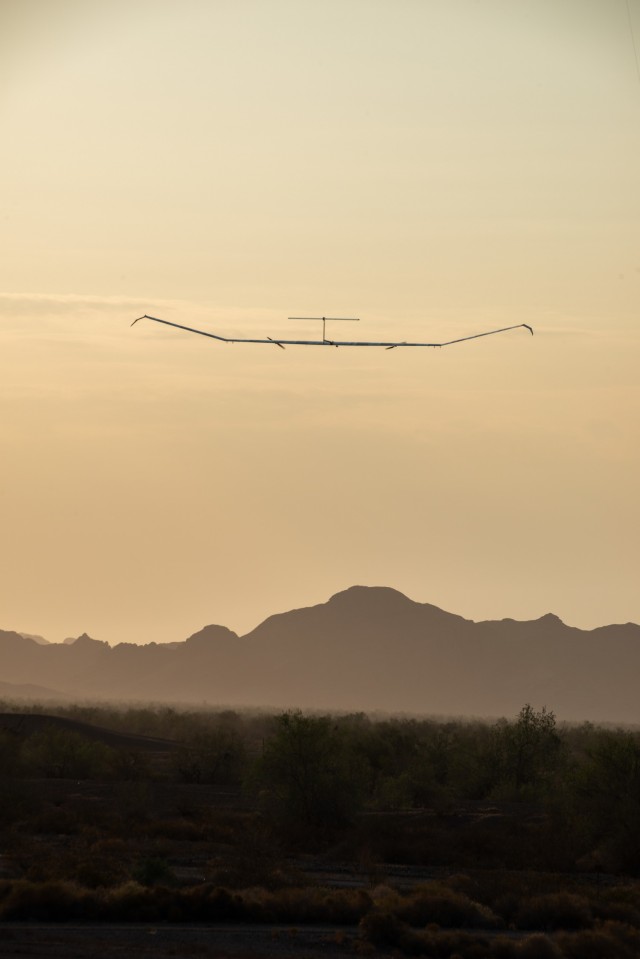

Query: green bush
left=132, top=857, right=176, bottom=887
left=21, top=728, right=116, bottom=780
left=254, top=711, right=368, bottom=837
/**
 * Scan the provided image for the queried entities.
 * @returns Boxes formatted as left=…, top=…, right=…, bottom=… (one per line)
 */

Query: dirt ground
left=0, top=923, right=364, bottom=959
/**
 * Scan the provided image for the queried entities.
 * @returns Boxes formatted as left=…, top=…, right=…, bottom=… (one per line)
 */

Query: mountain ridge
left=2, top=586, right=639, bottom=722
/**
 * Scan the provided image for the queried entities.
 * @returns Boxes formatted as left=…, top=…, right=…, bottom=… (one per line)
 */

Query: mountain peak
left=64, top=633, right=107, bottom=648
left=185, top=624, right=238, bottom=646
left=535, top=613, right=565, bottom=627
left=325, top=586, right=463, bottom=625
left=327, top=585, right=416, bottom=607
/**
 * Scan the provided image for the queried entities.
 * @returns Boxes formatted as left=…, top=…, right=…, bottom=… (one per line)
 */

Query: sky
left=2, top=0, right=639, bottom=645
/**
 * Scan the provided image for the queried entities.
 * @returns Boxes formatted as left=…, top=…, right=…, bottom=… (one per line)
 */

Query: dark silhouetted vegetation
left=2, top=700, right=640, bottom=957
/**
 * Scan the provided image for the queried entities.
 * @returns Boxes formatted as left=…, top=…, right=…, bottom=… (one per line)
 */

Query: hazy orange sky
left=2, top=0, right=639, bottom=645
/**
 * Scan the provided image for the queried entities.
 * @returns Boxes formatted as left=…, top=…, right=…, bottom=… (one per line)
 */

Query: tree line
left=1, top=701, right=639, bottom=873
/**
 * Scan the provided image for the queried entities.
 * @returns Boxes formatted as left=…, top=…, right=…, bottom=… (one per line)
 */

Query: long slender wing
left=132, top=315, right=533, bottom=347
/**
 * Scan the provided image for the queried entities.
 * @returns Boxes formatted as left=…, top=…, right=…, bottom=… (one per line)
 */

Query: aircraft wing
left=132, top=315, right=533, bottom=347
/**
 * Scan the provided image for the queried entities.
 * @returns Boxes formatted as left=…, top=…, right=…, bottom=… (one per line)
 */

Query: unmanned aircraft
left=132, top=314, right=533, bottom=349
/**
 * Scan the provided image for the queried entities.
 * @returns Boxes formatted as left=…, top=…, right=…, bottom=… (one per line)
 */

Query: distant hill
left=2, top=587, right=639, bottom=722
left=0, top=712, right=179, bottom=753
left=19, top=633, right=50, bottom=645
left=0, top=680, right=69, bottom=701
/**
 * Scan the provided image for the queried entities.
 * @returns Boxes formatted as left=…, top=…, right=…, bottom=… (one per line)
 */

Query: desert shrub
left=0, top=731, right=21, bottom=776
left=0, top=880, right=15, bottom=904
left=346, top=811, right=458, bottom=867
left=556, top=921, right=640, bottom=959
left=462, top=870, right=578, bottom=916
left=167, top=884, right=248, bottom=923
left=369, top=883, right=402, bottom=909
left=361, top=916, right=512, bottom=958
left=598, top=920, right=640, bottom=953
left=589, top=892, right=640, bottom=928
left=516, top=892, right=592, bottom=931
left=319, top=889, right=372, bottom=924
left=517, top=934, right=562, bottom=959
left=201, top=886, right=246, bottom=921
left=425, top=931, right=512, bottom=958
left=111, top=781, right=153, bottom=825
left=592, top=882, right=640, bottom=928
left=397, top=884, right=501, bottom=929
left=173, top=727, right=247, bottom=785
left=27, top=806, right=81, bottom=836
left=205, top=820, right=287, bottom=889
left=373, top=772, right=415, bottom=810
left=146, top=817, right=205, bottom=841
left=103, top=880, right=170, bottom=921
left=107, top=748, right=151, bottom=781
left=20, top=837, right=129, bottom=887
left=0, top=778, right=33, bottom=825
left=25, top=848, right=75, bottom=884
left=201, top=808, right=255, bottom=844
left=359, top=909, right=409, bottom=949
left=256, top=887, right=321, bottom=924
left=570, top=730, right=640, bottom=873
left=258, top=886, right=371, bottom=925
left=74, top=839, right=130, bottom=888
left=0, top=879, right=98, bottom=921
left=178, top=885, right=373, bottom=926
left=174, top=884, right=206, bottom=921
